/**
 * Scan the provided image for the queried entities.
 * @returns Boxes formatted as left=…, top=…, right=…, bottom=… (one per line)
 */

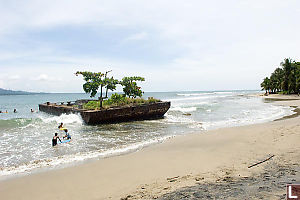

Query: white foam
left=0, top=135, right=173, bottom=178
left=214, top=91, right=234, bottom=94
left=203, top=105, right=294, bottom=130
left=39, top=113, right=83, bottom=125
left=171, top=106, right=197, bottom=113
left=176, top=92, right=213, bottom=96
left=164, top=113, right=200, bottom=125
left=173, top=101, right=209, bottom=107
left=176, top=91, right=235, bottom=96
left=166, top=96, right=213, bottom=102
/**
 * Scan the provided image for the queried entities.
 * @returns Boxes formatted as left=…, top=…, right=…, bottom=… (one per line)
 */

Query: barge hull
left=39, top=102, right=170, bottom=125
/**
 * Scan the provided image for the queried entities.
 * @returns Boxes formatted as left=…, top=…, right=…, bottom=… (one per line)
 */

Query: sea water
left=0, top=91, right=294, bottom=179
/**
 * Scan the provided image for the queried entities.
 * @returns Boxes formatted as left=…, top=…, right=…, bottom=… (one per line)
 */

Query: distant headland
left=0, top=88, right=40, bottom=95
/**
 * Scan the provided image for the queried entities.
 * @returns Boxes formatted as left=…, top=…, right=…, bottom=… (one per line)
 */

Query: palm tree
left=281, top=58, right=292, bottom=94
left=293, top=62, right=300, bottom=94
left=270, top=67, right=283, bottom=92
left=261, top=77, right=270, bottom=94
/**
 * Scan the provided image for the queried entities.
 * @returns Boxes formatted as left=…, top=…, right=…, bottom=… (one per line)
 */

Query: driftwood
left=167, top=176, right=180, bottom=182
left=248, top=155, right=275, bottom=168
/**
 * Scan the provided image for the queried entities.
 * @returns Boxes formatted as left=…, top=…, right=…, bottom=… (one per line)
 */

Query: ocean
left=0, top=91, right=294, bottom=179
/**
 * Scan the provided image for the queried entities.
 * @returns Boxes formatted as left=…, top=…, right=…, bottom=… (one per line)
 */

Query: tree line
left=261, top=58, right=300, bottom=94
left=75, top=70, right=145, bottom=108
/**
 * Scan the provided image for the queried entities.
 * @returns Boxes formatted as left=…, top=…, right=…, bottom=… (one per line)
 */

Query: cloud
left=8, top=75, right=20, bottom=80
left=0, top=79, right=4, bottom=88
left=0, top=0, right=299, bottom=92
left=123, top=32, right=148, bottom=42
left=33, top=74, right=52, bottom=81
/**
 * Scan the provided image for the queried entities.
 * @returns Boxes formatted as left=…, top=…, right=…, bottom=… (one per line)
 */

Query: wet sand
left=0, top=94, right=300, bottom=200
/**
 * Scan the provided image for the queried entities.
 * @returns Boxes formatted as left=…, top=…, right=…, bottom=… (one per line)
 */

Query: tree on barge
left=39, top=71, right=170, bottom=125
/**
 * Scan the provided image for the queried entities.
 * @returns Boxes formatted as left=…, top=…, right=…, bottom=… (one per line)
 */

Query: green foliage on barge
left=83, top=93, right=161, bottom=110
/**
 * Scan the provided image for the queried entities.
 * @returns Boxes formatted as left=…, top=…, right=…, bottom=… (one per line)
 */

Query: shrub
left=83, top=95, right=161, bottom=110
left=83, top=101, right=100, bottom=110
left=109, top=93, right=126, bottom=104
left=148, top=98, right=160, bottom=103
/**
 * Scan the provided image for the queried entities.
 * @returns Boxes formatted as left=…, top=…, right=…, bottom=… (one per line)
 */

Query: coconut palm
left=281, top=58, right=292, bottom=93
left=270, top=67, right=283, bottom=92
left=261, top=77, right=270, bottom=93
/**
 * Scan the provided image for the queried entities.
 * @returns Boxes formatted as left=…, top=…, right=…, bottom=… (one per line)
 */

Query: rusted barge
left=39, top=101, right=170, bottom=125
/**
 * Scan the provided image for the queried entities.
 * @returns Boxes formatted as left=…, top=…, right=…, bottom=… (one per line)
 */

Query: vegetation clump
left=83, top=93, right=161, bottom=110
left=261, top=58, right=300, bottom=94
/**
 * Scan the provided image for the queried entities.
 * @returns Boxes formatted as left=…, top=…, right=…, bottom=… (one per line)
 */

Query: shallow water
left=0, top=91, right=294, bottom=178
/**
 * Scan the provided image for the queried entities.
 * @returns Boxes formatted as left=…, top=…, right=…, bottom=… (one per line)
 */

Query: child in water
left=63, top=129, right=71, bottom=140
left=58, top=122, right=64, bottom=129
left=52, top=133, right=62, bottom=146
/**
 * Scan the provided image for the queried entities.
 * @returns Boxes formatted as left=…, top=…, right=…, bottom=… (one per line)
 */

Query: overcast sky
left=0, top=0, right=299, bottom=92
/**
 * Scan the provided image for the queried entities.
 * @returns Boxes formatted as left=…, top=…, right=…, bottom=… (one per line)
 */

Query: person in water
left=63, top=129, right=71, bottom=140
left=58, top=122, right=64, bottom=129
left=52, top=133, right=62, bottom=147
left=14, top=109, right=17, bottom=113
left=31, top=109, right=34, bottom=113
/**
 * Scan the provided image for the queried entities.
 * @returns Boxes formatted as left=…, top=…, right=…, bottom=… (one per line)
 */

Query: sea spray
left=39, top=113, right=83, bottom=124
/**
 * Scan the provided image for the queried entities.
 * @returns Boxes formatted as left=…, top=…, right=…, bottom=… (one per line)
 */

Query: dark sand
left=157, top=157, right=300, bottom=200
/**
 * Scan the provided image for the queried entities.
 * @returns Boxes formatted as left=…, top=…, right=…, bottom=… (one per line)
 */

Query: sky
left=0, top=0, right=299, bottom=93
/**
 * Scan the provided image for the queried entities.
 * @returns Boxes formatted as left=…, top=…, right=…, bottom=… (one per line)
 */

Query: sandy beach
left=0, top=94, right=300, bottom=200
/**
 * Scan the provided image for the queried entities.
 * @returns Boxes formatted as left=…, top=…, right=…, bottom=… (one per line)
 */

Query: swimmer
left=58, top=122, right=64, bottom=129
left=63, top=129, right=71, bottom=140
left=52, top=133, right=62, bottom=147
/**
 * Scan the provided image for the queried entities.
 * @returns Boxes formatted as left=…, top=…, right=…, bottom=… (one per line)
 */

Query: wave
left=0, top=118, right=36, bottom=129
left=166, top=95, right=231, bottom=102
left=171, top=106, right=197, bottom=113
left=0, top=113, right=83, bottom=131
left=176, top=91, right=234, bottom=97
left=214, top=91, right=234, bottom=94
left=0, top=135, right=173, bottom=178
left=39, top=113, right=83, bottom=125
left=176, top=92, right=214, bottom=96
left=166, top=96, right=214, bottom=102
left=203, top=105, right=294, bottom=130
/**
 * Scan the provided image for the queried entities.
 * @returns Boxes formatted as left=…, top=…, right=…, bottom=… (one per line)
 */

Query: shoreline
left=0, top=94, right=300, bottom=199
left=0, top=94, right=296, bottom=181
